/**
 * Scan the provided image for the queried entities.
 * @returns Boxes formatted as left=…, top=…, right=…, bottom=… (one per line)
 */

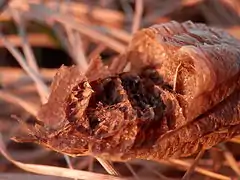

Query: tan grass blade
left=164, top=159, right=231, bottom=180
left=0, top=133, right=130, bottom=180
left=181, top=150, right=205, bottom=180
left=219, top=144, right=240, bottom=177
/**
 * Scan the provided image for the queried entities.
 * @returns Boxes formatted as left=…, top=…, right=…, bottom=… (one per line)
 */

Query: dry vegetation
left=0, top=0, right=240, bottom=180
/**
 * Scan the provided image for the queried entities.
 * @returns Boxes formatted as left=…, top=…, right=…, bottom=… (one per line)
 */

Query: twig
left=60, top=2, right=88, bottom=73
left=0, top=33, right=49, bottom=102
left=229, top=136, right=240, bottom=144
left=0, top=148, right=49, bottom=165
left=131, top=0, right=143, bottom=34
left=0, top=90, right=76, bottom=177
left=208, top=147, right=224, bottom=178
left=92, top=25, right=131, bottom=43
left=10, top=8, right=50, bottom=103
left=88, top=44, right=106, bottom=60
left=0, top=0, right=10, bottom=14
left=165, top=159, right=230, bottom=180
left=219, top=144, right=240, bottom=177
left=0, top=33, right=56, bottom=48
left=109, top=54, right=128, bottom=74
left=17, top=3, right=126, bottom=53
left=0, top=134, right=128, bottom=180
left=0, top=90, right=37, bottom=116
left=74, top=31, right=88, bottom=73
left=66, top=28, right=88, bottom=73
left=52, top=23, right=75, bottom=57
left=125, top=163, right=140, bottom=180
left=96, top=157, right=121, bottom=176
left=181, top=150, right=205, bottom=180
left=129, top=160, right=180, bottom=180
left=11, top=8, right=39, bottom=72
left=43, top=1, right=124, bottom=26
left=2, top=0, right=125, bottom=28
left=120, top=0, right=133, bottom=23
left=55, top=17, right=126, bottom=53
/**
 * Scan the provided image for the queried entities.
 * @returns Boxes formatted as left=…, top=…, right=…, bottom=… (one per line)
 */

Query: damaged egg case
left=13, top=21, right=240, bottom=162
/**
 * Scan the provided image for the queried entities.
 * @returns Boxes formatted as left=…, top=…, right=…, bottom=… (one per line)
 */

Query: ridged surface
left=13, top=21, right=240, bottom=161
left=127, top=20, right=240, bottom=123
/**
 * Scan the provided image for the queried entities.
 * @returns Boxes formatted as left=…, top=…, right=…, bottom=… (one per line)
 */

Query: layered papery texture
left=127, top=20, right=240, bottom=123
left=13, top=21, right=240, bottom=161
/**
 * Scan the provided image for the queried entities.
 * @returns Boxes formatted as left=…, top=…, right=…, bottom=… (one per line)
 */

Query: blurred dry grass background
left=0, top=0, right=240, bottom=180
